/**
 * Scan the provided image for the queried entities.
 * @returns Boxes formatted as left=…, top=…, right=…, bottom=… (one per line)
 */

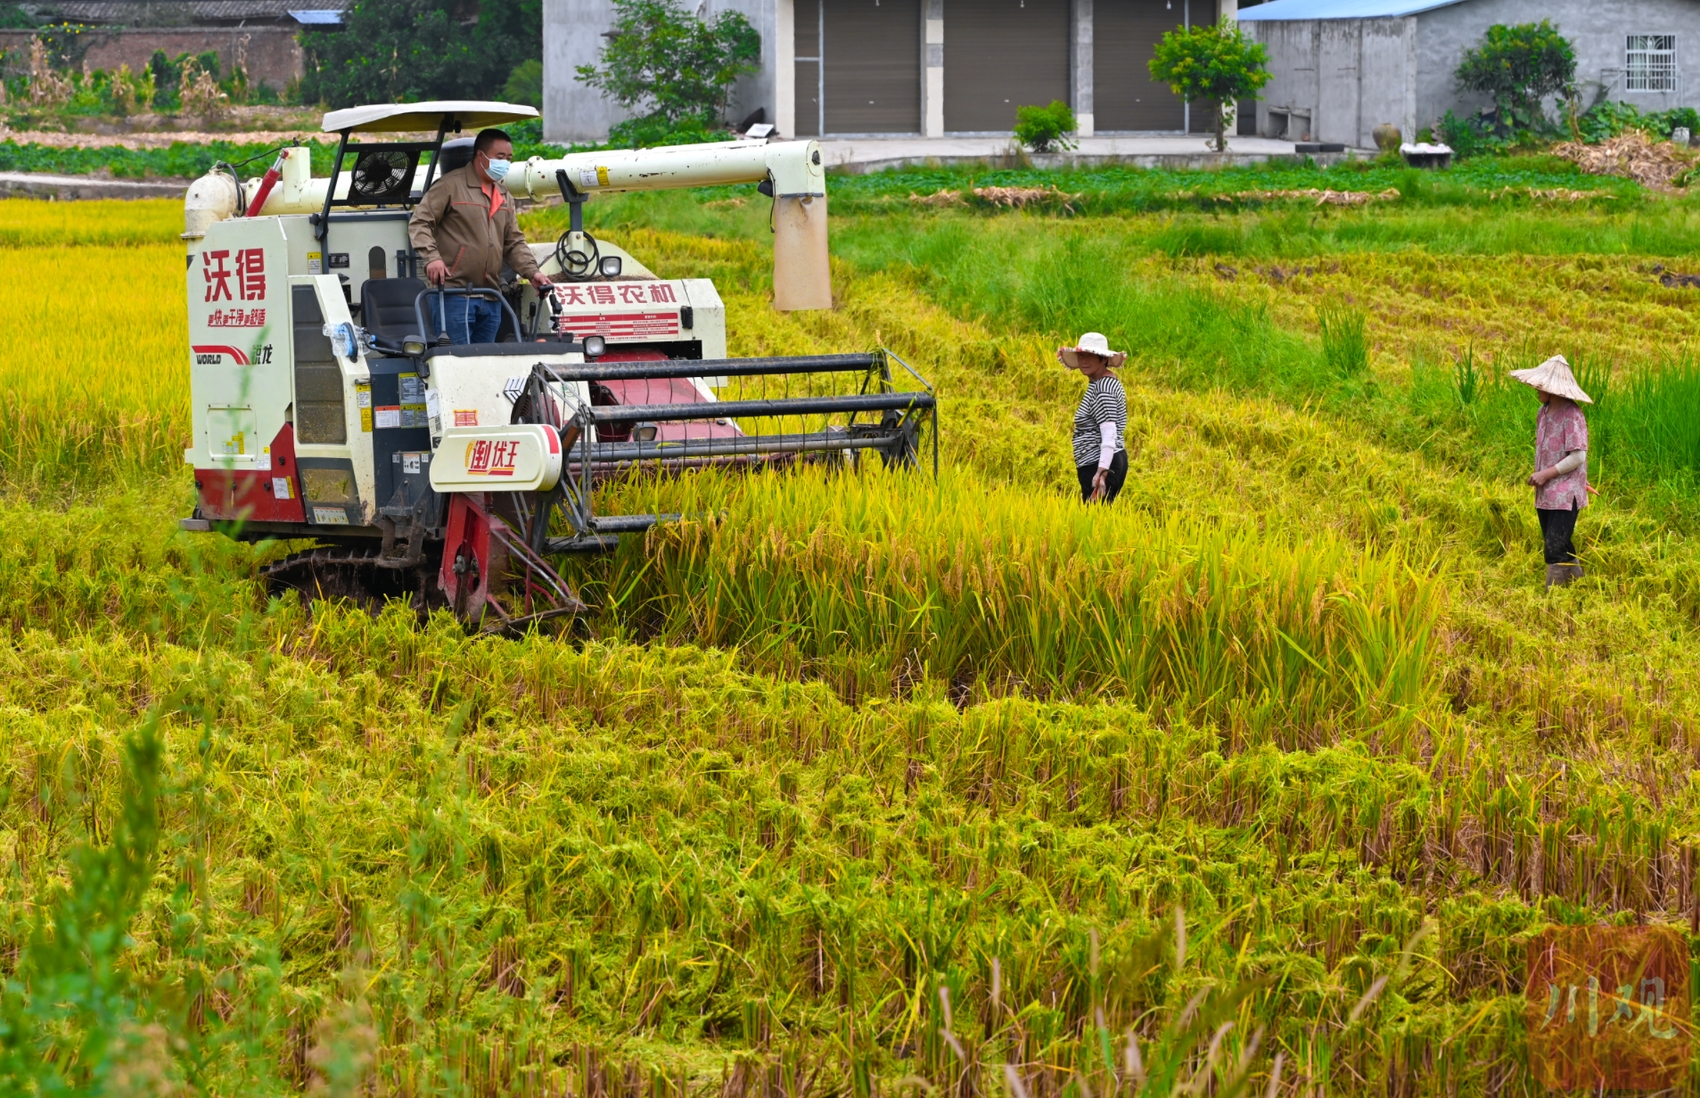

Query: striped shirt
left=1072, top=375, right=1127, bottom=467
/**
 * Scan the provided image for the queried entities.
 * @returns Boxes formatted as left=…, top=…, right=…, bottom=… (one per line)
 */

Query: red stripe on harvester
left=192, top=344, right=252, bottom=365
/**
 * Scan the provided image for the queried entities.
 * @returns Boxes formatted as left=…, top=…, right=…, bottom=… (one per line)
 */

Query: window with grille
left=1626, top=35, right=1677, bottom=91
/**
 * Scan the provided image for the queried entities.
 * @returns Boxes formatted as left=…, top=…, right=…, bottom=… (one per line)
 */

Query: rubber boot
left=1549, top=563, right=1583, bottom=588
left=1545, top=564, right=1562, bottom=589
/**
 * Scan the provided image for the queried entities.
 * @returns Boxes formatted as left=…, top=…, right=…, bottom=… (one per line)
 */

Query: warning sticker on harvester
left=577, top=166, right=610, bottom=189
left=454, top=409, right=478, bottom=427
left=307, top=251, right=322, bottom=275
left=556, top=311, right=680, bottom=340
left=355, top=381, right=372, bottom=433
left=272, top=477, right=293, bottom=499
left=312, top=506, right=348, bottom=525
left=374, top=406, right=401, bottom=430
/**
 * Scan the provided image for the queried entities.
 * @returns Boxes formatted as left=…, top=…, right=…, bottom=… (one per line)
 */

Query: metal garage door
left=1094, top=0, right=1186, bottom=130
left=944, top=0, right=1070, bottom=133
left=795, top=0, right=923, bottom=135
left=794, top=0, right=821, bottom=136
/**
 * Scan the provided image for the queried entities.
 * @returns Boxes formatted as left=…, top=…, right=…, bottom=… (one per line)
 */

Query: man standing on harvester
left=409, top=128, right=552, bottom=344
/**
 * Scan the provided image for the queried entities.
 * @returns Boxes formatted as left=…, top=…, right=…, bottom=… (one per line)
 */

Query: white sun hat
left=1059, top=332, right=1127, bottom=370
left=1509, top=354, right=1592, bottom=404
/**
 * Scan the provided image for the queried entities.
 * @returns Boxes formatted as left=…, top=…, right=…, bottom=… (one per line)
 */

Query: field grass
left=3, top=182, right=1700, bottom=1095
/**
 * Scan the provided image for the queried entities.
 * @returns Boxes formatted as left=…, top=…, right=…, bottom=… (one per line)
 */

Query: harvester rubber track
left=261, top=546, right=440, bottom=616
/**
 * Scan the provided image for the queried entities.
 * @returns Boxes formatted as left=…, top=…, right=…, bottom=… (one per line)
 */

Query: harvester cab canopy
left=319, top=101, right=539, bottom=135
left=314, top=101, right=543, bottom=259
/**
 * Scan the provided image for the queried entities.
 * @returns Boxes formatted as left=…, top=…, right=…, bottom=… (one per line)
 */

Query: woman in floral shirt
left=1510, top=355, right=1591, bottom=588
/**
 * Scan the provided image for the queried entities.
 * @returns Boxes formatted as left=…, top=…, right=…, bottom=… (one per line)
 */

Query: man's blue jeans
left=429, top=293, right=502, bottom=345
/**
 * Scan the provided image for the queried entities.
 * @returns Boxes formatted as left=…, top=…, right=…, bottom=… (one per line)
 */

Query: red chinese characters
left=647, top=283, right=675, bottom=303
left=207, top=308, right=268, bottom=327
left=202, top=249, right=233, bottom=302
left=237, top=247, right=266, bottom=301
left=466, top=438, right=519, bottom=476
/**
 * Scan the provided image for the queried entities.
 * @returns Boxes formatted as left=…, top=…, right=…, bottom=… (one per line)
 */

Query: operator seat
left=360, top=278, right=427, bottom=342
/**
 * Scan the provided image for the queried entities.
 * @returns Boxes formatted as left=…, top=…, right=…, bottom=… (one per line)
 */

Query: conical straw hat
left=1509, top=354, right=1592, bottom=404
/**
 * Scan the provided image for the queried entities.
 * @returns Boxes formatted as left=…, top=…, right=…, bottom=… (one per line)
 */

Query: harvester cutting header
left=179, top=100, right=936, bottom=631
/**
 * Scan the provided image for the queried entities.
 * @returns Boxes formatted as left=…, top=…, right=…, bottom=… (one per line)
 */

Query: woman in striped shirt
left=1057, top=332, right=1128, bottom=503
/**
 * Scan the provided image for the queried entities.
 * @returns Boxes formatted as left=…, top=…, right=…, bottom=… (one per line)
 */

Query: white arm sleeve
left=1098, top=421, right=1116, bottom=471
left=1551, top=450, right=1586, bottom=475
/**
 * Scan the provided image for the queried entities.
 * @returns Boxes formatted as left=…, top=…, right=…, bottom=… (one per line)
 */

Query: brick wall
left=0, top=25, right=305, bottom=90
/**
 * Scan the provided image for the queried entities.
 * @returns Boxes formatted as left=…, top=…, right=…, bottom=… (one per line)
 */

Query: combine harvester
left=177, top=101, right=936, bottom=631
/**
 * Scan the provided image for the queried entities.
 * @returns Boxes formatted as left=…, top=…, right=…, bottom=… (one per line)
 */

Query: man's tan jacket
left=407, top=165, right=540, bottom=289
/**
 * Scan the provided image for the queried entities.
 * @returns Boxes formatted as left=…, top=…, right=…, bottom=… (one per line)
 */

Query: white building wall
left=1416, top=0, right=1700, bottom=125
left=543, top=0, right=781, bottom=144
left=1247, top=0, right=1700, bottom=154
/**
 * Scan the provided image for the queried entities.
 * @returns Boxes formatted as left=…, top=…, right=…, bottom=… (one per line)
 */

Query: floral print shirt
left=1534, top=399, right=1589, bottom=510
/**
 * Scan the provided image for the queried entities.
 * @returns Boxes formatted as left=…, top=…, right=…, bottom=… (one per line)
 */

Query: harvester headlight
left=634, top=424, right=658, bottom=442
left=599, top=255, right=623, bottom=278
left=582, top=335, right=607, bottom=359
left=402, top=334, right=427, bottom=357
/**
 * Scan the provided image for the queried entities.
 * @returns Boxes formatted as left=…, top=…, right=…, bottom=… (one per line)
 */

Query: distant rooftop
left=1238, top=0, right=1466, bottom=20
left=288, top=8, right=343, bottom=25
left=21, top=0, right=346, bottom=24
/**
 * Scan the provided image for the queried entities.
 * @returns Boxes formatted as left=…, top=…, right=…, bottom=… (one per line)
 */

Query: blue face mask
left=485, top=157, right=511, bottom=182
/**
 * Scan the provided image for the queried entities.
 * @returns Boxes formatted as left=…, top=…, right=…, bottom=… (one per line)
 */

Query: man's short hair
left=474, top=128, right=513, bottom=154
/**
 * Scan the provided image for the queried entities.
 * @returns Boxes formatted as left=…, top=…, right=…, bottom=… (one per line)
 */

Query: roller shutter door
left=794, top=0, right=821, bottom=136
left=944, top=0, right=1070, bottom=133
left=1093, top=0, right=1185, bottom=131
left=796, top=0, right=922, bottom=135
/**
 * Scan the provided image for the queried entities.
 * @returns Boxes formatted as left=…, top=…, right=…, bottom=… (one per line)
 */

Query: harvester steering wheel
left=554, top=229, right=601, bottom=281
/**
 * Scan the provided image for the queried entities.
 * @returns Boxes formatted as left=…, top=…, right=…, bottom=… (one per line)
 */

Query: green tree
left=1148, top=18, right=1270, bottom=153
left=300, top=0, right=542, bottom=109
left=576, top=0, right=760, bottom=133
left=504, top=58, right=543, bottom=108
left=1455, top=21, right=1576, bottom=136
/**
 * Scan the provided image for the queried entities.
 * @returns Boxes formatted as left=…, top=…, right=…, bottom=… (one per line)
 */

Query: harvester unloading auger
left=178, top=101, right=937, bottom=632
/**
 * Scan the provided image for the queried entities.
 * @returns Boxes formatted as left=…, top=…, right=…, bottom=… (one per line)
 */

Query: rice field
left=3, top=181, right=1700, bottom=1095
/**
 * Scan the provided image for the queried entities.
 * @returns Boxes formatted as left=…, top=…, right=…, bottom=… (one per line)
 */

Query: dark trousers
left=1077, top=450, right=1129, bottom=503
left=1537, top=504, right=1579, bottom=565
left=429, top=294, right=503, bottom=345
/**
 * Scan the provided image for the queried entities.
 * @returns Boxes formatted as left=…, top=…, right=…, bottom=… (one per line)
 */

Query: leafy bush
left=1013, top=100, right=1077, bottom=153
left=300, top=0, right=542, bottom=108
left=0, top=2, right=33, bottom=28
left=1455, top=21, right=1575, bottom=137
left=576, top=0, right=760, bottom=131
left=1149, top=19, right=1271, bottom=152
left=504, top=57, right=543, bottom=108
left=1578, top=101, right=1700, bottom=143
left=1437, top=109, right=1504, bottom=159
left=607, top=110, right=733, bottom=149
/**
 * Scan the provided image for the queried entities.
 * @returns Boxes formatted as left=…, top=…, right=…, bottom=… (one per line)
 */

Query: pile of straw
left=1552, top=131, right=1696, bottom=188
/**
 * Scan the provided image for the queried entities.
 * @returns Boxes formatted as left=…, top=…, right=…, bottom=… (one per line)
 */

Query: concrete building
left=543, top=0, right=1244, bottom=144
left=1239, top=0, right=1700, bottom=149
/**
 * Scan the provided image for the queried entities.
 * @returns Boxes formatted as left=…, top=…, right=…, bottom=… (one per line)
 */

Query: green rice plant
left=1453, top=343, right=1480, bottom=406
left=1317, top=299, right=1369, bottom=378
